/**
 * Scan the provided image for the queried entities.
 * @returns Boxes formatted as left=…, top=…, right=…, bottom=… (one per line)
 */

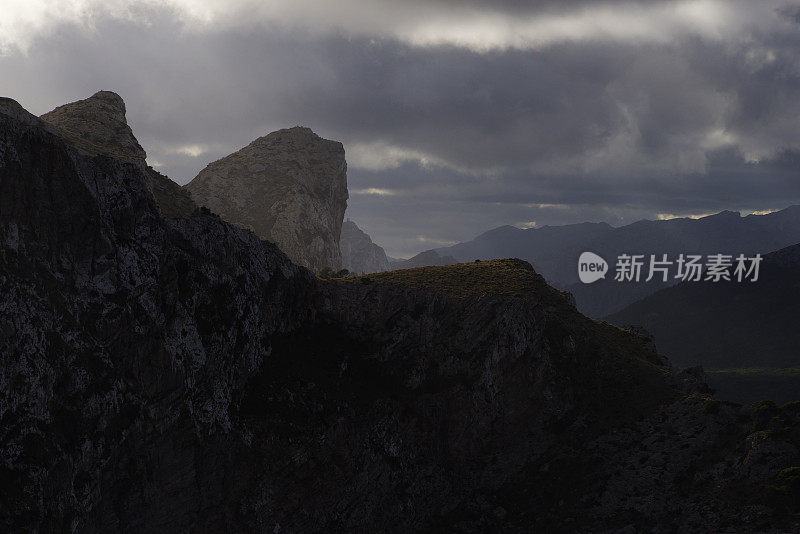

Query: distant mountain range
left=433, top=207, right=800, bottom=316
left=389, top=249, right=458, bottom=270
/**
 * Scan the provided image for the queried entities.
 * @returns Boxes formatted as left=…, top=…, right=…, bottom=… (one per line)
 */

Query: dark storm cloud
left=426, top=0, right=673, bottom=15
left=1, top=1, right=799, bottom=256
left=1, top=15, right=634, bottom=175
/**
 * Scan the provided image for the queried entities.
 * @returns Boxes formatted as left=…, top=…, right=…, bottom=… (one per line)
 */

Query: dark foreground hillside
left=706, top=369, right=800, bottom=406
left=1, top=97, right=799, bottom=532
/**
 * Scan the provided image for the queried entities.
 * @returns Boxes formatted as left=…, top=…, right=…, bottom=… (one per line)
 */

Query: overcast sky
left=2, top=0, right=800, bottom=257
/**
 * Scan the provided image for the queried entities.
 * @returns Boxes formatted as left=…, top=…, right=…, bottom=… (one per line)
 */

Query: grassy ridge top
left=344, top=258, right=572, bottom=306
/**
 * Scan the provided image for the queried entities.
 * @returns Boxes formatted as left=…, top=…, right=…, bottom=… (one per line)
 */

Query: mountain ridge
left=186, top=126, right=348, bottom=272
left=2, top=94, right=799, bottom=532
left=389, top=249, right=458, bottom=270
left=430, top=206, right=800, bottom=316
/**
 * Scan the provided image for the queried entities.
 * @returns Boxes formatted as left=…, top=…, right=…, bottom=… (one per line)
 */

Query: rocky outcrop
left=339, top=219, right=390, bottom=274
left=1, top=97, right=799, bottom=533
left=40, top=90, right=196, bottom=219
left=0, top=97, right=315, bottom=532
left=186, top=127, right=348, bottom=272
left=40, top=90, right=147, bottom=164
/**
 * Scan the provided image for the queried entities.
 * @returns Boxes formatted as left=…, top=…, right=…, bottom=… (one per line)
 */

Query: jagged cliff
left=339, top=219, right=390, bottom=274
left=186, top=127, right=348, bottom=272
left=40, top=90, right=196, bottom=219
left=1, top=97, right=799, bottom=533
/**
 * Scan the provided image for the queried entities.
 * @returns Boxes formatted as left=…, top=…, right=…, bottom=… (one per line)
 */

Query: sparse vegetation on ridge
left=340, top=258, right=571, bottom=305
left=318, top=267, right=351, bottom=279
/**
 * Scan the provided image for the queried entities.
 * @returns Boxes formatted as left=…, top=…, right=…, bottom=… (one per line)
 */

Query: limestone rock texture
left=40, top=90, right=147, bottom=164
left=40, top=90, right=196, bottom=219
left=339, top=219, right=390, bottom=274
left=186, top=127, right=348, bottom=272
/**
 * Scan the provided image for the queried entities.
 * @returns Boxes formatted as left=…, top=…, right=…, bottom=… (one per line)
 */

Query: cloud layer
left=2, top=0, right=800, bottom=256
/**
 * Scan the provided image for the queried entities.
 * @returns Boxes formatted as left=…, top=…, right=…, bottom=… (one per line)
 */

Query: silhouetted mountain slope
left=607, top=242, right=800, bottom=371
left=437, top=222, right=613, bottom=282
left=435, top=209, right=800, bottom=317
left=1, top=96, right=799, bottom=533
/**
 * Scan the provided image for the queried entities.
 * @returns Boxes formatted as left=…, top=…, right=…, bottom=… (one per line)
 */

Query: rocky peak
left=186, top=126, right=348, bottom=272
left=40, top=91, right=195, bottom=219
left=340, top=219, right=390, bottom=274
left=40, top=90, right=146, bottom=166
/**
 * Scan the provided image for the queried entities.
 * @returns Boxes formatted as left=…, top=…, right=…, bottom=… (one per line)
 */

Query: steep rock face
left=186, top=127, right=348, bottom=272
left=40, top=90, right=196, bottom=219
left=0, top=98, right=316, bottom=532
left=1, top=99, right=799, bottom=533
left=339, top=219, right=390, bottom=274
